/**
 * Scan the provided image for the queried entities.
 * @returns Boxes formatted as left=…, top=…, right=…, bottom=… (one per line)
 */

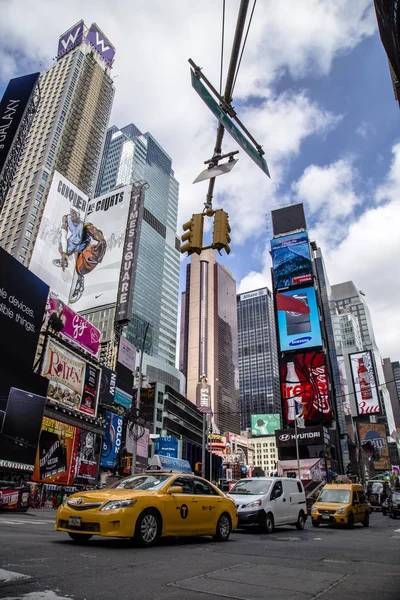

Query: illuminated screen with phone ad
left=277, top=286, right=322, bottom=352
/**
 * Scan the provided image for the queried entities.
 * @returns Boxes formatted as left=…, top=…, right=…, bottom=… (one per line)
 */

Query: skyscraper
left=92, top=123, right=180, bottom=367
left=180, top=249, right=240, bottom=434
left=237, top=287, right=280, bottom=431
left=330, top=282, right=376, bottom=347
left=0, top=21, right=115, bottom=265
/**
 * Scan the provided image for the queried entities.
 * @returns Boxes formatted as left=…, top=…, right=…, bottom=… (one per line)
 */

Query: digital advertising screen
left=358, top=423, right=390, bottom=470
left=281, top=352, right=332, bottom=425
left=251, top=414, right=281, bottom=436
left=271, top=232, right=312, bottom=289
left=276, top=286, right=322, bottom=351
left=349, top=351, right=380, bottom=415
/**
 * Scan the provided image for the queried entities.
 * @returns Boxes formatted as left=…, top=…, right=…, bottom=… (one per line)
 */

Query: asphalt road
left=0, top=510, right=399, bottom=600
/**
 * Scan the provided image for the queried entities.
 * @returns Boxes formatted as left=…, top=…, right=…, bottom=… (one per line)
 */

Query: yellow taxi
left=311, top=483, right=371, bottom=528
left=55, top=462, right=238, bottom=546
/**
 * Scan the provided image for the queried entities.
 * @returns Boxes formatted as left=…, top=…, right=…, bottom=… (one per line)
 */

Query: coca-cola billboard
left=349, top=351, right=380, bottom=415
left=281, top=352, right=332, bottom=425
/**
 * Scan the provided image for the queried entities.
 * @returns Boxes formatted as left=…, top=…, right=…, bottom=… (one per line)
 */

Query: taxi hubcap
left=219, top=515, right=230, bottom=538
left=141, top=514, right=158, bottom=542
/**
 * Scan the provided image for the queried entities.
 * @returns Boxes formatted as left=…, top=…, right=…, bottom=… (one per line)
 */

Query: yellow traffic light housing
left=180, top=213, right=204, bottom=255
left=212, top=209, right=231, bottom=254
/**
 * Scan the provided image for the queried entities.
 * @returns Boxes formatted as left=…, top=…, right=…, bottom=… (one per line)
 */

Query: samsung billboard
left=276, top=287, right=322, bottom=352
left=271, top=232, right=313, bottom=290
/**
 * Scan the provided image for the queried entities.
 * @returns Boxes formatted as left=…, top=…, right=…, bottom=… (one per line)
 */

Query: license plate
left=68, top=516, right=82, bottom=527
left=322, top=515, right=330, bottom=520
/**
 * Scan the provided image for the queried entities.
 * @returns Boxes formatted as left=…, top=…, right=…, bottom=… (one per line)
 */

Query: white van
left=228, top=477, right=307, bottom=533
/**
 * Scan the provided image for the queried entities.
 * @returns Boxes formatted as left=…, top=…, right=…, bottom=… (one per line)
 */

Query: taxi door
left=352, top=491, right=365, bottom=522
left=192, top=478, right=221, bottom=533
left=163, top=476, right=199, bottom=535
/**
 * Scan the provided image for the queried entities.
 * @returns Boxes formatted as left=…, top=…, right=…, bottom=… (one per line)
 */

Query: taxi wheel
left=213, top=513, right=231, bottom=542
left=68, top=533, right=92, bottom=543
left=346, top=512, right=354, bottom=529
left=362, top=512, right=370, bottom=527
left=135, top=509, right=161, bottom=547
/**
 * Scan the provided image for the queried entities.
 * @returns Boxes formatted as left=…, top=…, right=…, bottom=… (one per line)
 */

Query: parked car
left=388, top=491, right=400, bottom=519
left=228, top=477, right=307, bottom=533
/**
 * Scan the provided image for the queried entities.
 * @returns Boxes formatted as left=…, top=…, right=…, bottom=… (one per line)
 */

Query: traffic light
left=180, top=213, right=204, bottom=255
left=195, top=462, right=202, bottom=473
left=212, top=209, right=231, bottom=254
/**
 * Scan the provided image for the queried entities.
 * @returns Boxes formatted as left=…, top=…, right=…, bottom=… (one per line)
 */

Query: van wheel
left=362, top=512, right=369, bottom=527
left=295, top=511, right=305, bottom=530
left=262, top=513, right=274, bottom=534
left=346, top=512, right=354, bottom=529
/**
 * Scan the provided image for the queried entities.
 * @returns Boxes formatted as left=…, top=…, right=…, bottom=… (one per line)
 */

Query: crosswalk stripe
left=0, top=519, right=54, bottom=525
left=0, top=567, right=31, bottom=582
left=2, top=590, right=71, bottom=599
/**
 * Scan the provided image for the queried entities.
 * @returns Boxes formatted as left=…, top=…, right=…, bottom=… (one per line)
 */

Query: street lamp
left=294, top=413, right=305, bottom=480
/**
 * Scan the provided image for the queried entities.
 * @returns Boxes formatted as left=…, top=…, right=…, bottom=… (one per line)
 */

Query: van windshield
left=229, top=480, right=272, bottom=495
left=318, top=489, right=350, bottom=504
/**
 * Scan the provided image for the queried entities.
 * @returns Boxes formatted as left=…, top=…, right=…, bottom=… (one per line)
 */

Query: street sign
left=191, top=69, right=270, bottom=178
left=193, top=159, right=238, bottom=184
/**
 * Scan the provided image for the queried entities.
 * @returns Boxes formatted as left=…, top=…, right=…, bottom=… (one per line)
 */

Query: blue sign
left=154, top=437, right=178, bottom=458
left=277, top=286, right=322, bottom=352
left=114, top=387, right=132, bottom=409
left=148, top=454, right=192, bottom=474
left=100, top=412, right=123, bottom=468
left=271, top=232, right=312, bottom=290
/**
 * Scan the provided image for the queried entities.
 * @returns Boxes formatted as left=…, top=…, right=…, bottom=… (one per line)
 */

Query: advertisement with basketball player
left=29, top=171, right=89, bottom=302
left=68, top=185, right=133, bottom=312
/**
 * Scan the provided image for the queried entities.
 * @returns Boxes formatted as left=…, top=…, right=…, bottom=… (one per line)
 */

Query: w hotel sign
left=57, top=21, right=115, bottom=67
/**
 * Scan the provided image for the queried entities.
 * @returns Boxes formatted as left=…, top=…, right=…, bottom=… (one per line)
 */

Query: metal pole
left=131, top=322, right=149, bottom=475
left=201, top=414, right=206, bottom=479
left=294, top=418, right=301, bottom=480
left=208, top=414, right=212, bottom=481
left=205, top=0, right=250, bottom=208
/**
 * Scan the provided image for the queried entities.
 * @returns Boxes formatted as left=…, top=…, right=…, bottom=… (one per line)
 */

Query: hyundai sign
left=276, top=286, right=322, bottom=352
left=275, top=425, right=325, bottom=448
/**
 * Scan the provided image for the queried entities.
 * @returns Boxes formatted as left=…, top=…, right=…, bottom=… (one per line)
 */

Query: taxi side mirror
left=167, top=486, right=183, bottom=494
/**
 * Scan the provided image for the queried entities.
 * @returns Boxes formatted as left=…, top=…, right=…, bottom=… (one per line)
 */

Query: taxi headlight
left=311, top=506, right=318, bottom=514
left=100, top=499, right=138, bottom=511
left=336, top=507, right=346, bottom=514
left=246, top=499, right=262, bottom=509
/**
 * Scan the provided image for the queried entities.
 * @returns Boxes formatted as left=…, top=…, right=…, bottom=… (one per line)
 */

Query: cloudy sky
left=1, top=0, right=400, bottom=359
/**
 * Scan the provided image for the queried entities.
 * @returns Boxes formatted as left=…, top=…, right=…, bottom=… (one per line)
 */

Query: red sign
left=281, top=352, right=332, bottom=425
left=0, top=489, right=19, bottom=510
left=292, top=274, right=313, bottom=286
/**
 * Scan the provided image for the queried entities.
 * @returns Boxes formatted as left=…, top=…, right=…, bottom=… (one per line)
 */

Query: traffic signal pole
left=205, top=0, right=250, bottom=210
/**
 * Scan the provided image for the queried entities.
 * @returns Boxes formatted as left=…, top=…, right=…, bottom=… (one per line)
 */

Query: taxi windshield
left=111, top=474, right=171, bottom=490
left=318, top=489, right=351, bottom=503
left=229, top=479, right=272, bottom=495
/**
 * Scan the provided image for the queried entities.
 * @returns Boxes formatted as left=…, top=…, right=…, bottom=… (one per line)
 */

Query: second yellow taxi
left=55, top=462, right=238, bottom=547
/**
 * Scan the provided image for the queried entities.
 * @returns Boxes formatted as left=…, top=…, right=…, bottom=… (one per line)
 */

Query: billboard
left=251, top=414, right=281, bottom=436
left=196, top=382, right=212, bottom=413
left=0, top=72, right=39, bottom=177
left=271, top=232, right=312, bottom=289
left=281, top=352, right=332, bottom=424
left=115, top=185, right=145, bottom=324
left=57, top=20, right=84, bottom=58
left=41, top=339, right=100, bottom=417
left=276, top=287, right=322, bottom=351
left=239, top=289, right=267, bottom=302
left=271, top=204, right=307, bottom=236
left=69, top=185, right=133, bottom=312
left=337, top=356, right=351, bottom=416
left=275, top=425, right=325, bottom=448
left=118, top=337, right=136, bottom=372
left=29, top=171, right=89, bottom=302
left=0, top=247, right=49, bottom=368
left=99, top=366, right=117, bottom=406
left=32, top=417, right=79, bottom=485
left=349, top=351, right=380, bottom=415
left=74, top=430, right=99, bottom=486
left=358, top=423, right=390, bottom=470
left=100, top=412, right=123, bottom=469
left=153, top=437, right=179, bottom=458
left=114, top=387, right=132, bottom=409
left=0, top=388, right=46, bottom=472
left=85, top=23, right=115, bottom=66
left=47, top=293, right=101, bottom=357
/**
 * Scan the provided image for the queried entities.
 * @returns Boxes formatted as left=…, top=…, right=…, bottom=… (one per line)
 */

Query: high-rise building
left=180, top=249, right=240, bottom=434
left=373, top=1, right=400, bottom=105
left=383, top=358, right=400, bottom=429
left=236, top=287, right=280, bottom=431
left=90, top=123, right=180, bottom=367
left=0, top=21, right=115, bottom=265
left=330, top=282, right=376, bottom=347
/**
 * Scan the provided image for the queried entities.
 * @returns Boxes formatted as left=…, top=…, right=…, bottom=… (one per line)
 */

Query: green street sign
left=191, top=70, right=270, bottom=178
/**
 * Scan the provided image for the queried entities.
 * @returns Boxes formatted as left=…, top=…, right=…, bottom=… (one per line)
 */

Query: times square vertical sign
left=115, top=185, right=145, bottom=324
